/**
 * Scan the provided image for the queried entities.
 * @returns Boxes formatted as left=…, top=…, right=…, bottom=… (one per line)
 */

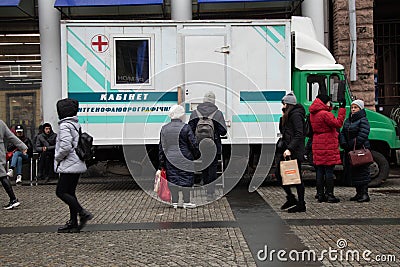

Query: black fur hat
left=56, top=98, right=79, bottom=120
left=316, top=94, right=331, bottom=104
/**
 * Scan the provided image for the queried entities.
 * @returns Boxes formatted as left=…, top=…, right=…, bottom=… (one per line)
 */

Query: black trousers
left=56, top=173, right=83, bottom=223
left=1, top=176, right=16, bottom=201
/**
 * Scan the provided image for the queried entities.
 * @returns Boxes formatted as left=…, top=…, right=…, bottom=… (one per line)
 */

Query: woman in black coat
left=275, top=92, right=306, bottom=213
left=159, top=105, right=199, bottom=209
left=339, top=99, right=371, bottom=202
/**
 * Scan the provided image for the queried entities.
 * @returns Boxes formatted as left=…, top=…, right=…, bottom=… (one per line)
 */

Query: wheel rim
left=369, top=162, right=379, bottom=178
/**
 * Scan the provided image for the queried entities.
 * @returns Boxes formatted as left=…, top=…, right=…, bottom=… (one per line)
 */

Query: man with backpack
left=189, top=91, right=227, bottom=202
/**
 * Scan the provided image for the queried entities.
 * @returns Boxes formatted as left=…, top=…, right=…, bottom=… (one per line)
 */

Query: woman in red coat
left=309, top=94, right=346, bottom=203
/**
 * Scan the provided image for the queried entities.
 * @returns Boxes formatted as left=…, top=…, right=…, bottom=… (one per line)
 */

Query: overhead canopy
left=197, top=0, right=300, bottom=19
left=0, top=0, right=35, bottom=17
left=198, top=0, right=294, bottom=2
left=54, top=0, right=163, bottom=7
left=54, top=0, right=164, bottom=18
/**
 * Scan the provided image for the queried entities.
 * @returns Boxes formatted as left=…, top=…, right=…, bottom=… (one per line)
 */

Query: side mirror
left=337, top=80, right=346, bottom=102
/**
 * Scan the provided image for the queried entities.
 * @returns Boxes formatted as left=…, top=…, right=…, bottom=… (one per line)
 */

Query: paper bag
left=280, top=159, right=301, bottom=185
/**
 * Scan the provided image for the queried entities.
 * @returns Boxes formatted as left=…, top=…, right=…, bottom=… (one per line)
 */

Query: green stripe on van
left=79, top=115, right=170, bottom=124
left=68, top=68, right=95, bottom=93
left=67, top=28, right=110, bottom=70
left=232, top=114, right=281, bottom=123
left=67, top=43, right=86, bottom=66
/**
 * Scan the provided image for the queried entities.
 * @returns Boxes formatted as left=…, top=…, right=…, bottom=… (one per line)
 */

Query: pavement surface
left=0, top=167, right=399, bottom=266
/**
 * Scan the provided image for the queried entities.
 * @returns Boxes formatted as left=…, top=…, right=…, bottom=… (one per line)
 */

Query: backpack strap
left=196, top=109, right=217, bottom=120
left=65, top=121, right=81, bottom=136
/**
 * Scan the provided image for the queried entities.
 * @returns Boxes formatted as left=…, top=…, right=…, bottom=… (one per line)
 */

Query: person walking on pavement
left=35, top=122, right=57, bottom=182
left=275, top=92, right=306, bottom=213
left=159, top=105, right=199, bottom=208
left=309, top=94, right=346, bottom=203
left=7, top=124, right=33, bottom=184
left=339, top=99, right=371, bottom=202
left=55, top=98, right=93, bottom=233
left=189, top=91, right=227, bottom=202
left=0, top=120, right=28, bottom=209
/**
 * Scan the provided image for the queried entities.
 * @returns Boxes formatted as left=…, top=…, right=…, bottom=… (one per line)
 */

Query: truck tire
left=368, top=150, right=389, bottom=187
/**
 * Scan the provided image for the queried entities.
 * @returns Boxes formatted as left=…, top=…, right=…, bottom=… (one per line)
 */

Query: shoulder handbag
left=280, top=157, right=301, bottom=185
left=348, top=139, right=373, bottom=167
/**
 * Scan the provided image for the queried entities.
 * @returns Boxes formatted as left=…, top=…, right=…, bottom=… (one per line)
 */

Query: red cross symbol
left=91, top=35, right=109, bottom=53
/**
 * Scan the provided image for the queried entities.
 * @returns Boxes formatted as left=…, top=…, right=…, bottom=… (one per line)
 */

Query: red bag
left=6, top=151, right=14, bottom=161
left=157, top=169, right=171, bottom=203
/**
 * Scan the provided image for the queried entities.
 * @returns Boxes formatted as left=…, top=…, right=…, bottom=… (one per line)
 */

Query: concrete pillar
left=171, top=0, right=192, bottom=20
left=302, top=0, right=326, bottom=45
left=38, top=0, right=61, bottom=130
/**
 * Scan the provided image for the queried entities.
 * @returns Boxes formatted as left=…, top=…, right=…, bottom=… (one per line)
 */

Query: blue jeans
left=10, top=151, right=29, bottom=175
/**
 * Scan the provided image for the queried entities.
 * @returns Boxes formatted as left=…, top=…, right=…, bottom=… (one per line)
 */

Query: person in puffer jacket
left=309, top=94, right=346, bottom=203
left=339, top=99, right=371, bottom=202
left=159, top=105, right=199, bottom=209
left=275, top=92, right=306, bottom=213
left=54, top=98, right=93, bottom=233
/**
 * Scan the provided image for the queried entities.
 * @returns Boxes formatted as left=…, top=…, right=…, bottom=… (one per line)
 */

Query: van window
left=112, top=36, right=154, bottom=89
left=330, top=75, right=341, bottom=102
left=307, top=74, right=327, bottom=101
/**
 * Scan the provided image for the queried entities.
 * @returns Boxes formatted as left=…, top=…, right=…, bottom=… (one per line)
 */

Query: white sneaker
left=172, top=203, right=178, bottom=209
left=16, top=175, right=22, bottom=184
left=183, top=203, right=196, bottom=209
left=6, top=169, right=13, bottom=178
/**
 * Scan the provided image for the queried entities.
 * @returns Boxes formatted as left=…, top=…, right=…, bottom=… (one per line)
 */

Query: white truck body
left=61, top=19, right=295, bottom=146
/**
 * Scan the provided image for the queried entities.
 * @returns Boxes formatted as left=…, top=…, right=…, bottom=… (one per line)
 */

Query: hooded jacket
left=309, top=98, right=346, bottom=166
left=188, top=102, right=227, bottom=155
left=279, top=104, right=306, bottom=161
left=35, top=125, right=57, bottom=153
left=54, top=116, right=87, bottom=174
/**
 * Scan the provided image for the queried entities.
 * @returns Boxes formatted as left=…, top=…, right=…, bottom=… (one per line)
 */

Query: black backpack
left=304, top=113, right=313, bottom=138
left=67, top=122, right=94, bottom=162
left=195, top=110, right=217, bottom=142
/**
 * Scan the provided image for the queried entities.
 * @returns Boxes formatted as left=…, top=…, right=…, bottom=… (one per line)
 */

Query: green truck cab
left=293, top=70, right=400, bottom=186
left=290, top=17, right=400, bottom=186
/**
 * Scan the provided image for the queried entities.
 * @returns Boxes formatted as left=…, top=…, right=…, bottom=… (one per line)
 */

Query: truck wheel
left=368, top=150, right=389, bottom=187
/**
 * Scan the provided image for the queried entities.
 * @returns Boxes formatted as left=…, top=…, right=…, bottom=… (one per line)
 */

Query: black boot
left=316, top=178, right=327, bottom=202
left=58, top=220, right=79, bottom=233
left=350, top=186, right=362, bottom=201
left=288, top=201, right=306, bottom=213
left=280, top=194, right=297, bottom=210
left=326, top=177, right=340, bottom=203
left=78, top=209, right=93, bottom=230
left=357, top=185, right=370, bottom=203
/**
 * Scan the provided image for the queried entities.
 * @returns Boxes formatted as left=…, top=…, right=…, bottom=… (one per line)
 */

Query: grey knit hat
left=203, top=91, right=216, bottom=104
left=282, top=92, right=297, bottom=105
left=351, top=99, right=364, bottom=109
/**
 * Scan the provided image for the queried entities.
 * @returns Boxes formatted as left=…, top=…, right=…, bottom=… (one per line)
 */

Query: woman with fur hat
left=309, top=94, right=346, bottom=203
left=275, top=92, right=307, bottom=213
left=159, top=104, right=199, bottom=208
left=339, top=99, right=371, bottom=202
left=54, top=98, right=93, bottom=233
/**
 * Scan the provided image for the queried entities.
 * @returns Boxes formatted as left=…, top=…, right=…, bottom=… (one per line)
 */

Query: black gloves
left=339, top=98, right=346, bottom=108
